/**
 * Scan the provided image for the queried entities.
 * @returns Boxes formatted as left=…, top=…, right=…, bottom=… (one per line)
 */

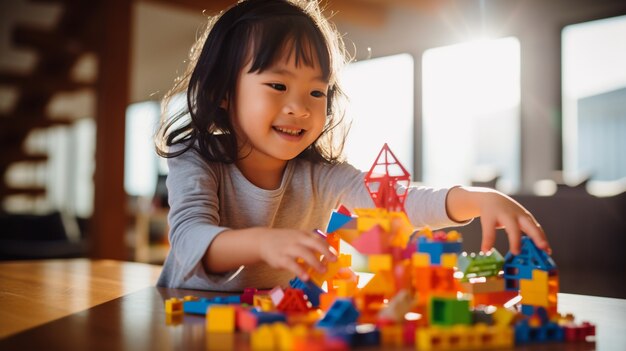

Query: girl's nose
left=283, top=96, right=310, bottom=118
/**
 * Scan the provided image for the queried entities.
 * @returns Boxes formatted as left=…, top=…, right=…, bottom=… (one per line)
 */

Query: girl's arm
left=203, top=227, right=337, bottom=281
left=445, top=186, right=551, bottom=255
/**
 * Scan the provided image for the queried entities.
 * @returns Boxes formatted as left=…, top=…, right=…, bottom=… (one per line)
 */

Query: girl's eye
left=266, top=83, right=286, bottom=91
left=311, top=90, right=327, bottom=98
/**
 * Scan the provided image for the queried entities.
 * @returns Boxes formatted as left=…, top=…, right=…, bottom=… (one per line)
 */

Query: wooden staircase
left=0, top=0, right=100, bottom=206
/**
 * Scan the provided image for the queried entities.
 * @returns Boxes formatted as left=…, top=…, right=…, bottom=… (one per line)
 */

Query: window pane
left=422, top=37, right=521, bottom=192
left=562, top=15, right=626, bottom=183
left=342, top=54, right=414, bottom=175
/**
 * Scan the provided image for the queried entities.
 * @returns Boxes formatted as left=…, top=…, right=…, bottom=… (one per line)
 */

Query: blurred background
left=0, top=0, right=624, bottom=298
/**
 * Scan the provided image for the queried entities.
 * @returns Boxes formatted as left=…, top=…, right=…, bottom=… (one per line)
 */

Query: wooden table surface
left=0, top=259, right=161, bottom=338
left=0, top=259, right=624, bottom=350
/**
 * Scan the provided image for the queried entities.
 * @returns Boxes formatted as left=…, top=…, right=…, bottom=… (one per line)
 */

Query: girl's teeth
left=275, top=127, right=302, bottom=136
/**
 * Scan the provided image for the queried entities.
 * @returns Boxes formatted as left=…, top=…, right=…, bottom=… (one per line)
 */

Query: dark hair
left=156, top=0, right=349, bottom=164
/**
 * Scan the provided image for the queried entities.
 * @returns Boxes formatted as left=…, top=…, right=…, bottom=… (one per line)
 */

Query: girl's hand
left=446, top=187, right=551, bottom=255
left=257, top=228, right=337, bottom=281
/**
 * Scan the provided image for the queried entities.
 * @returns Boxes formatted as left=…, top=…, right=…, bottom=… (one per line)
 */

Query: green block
left=429, top=296, right=471, bottom=326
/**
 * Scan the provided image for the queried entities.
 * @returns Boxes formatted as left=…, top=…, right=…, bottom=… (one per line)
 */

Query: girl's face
left=231, top=49, right=329, bottom=167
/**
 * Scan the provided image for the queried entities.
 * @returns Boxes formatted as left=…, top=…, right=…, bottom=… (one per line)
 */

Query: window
left=342, top=53, right=415, bottom=176
left=562, top=15, right=626, bottom=184
left=422, top=37, right=521, bottom=192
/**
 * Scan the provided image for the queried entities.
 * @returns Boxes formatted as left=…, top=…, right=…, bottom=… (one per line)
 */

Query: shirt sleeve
left=159, top=149, right=237, bottom=288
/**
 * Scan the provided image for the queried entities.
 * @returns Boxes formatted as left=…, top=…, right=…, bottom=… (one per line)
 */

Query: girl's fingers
left=292, top=242, right=326, bottom=273
left=282, top=256, right=309, bottom=281
left=304, top=235, right=337, bottom=262
left=502, top=216, right=522, bottom=255
left=519, top=215, right=551, bottom=254
left=480, top=216, right=497, bottom=253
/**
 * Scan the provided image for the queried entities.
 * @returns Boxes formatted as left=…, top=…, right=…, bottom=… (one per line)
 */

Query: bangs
left=245, top=16, right=331, bottom=80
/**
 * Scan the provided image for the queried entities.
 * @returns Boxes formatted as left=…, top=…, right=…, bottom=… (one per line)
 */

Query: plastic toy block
left=164, top=297, right=183, bottom=314
left=360, top=270, right=396, bottom=297
left=459, top=276, right=505, bottom=294
left=412, top=252, right=431, bottom=267
left=520, top=290, right=558, bottom=308
left=471, top=308, right=495, bottom=325
left=514, top=319, right=564, bottom=344
left=380, top=324, right=404, bottom=347
left=253, top=295, right=274, bottom=311
left=336, top=204, right=352, bottom=217
left=402, top=319, right=418, bottom=346
left=492, top=307, right=517, bottom=326
left=290, top=277, right=324, bottom=308
left=251, top=324, right=275, bottom=350
left=473, top=290, right=519, bottom=307
left=269, top=286, right=285, bottom=306
left=520, top=305, right=556, bottom=324
left=417, top=324, right=513, bottom=350
left=350, top=224, right=390, bottom=254
left=364, top=143, right=411, bottom=212
left=563, top=321, right=595, bottom=342
left=183, top=298, right=213, bottom=315
left=377, top=289, right=413, bottom=322
left=368, top=254, right=392, bottom=272
left=271, top=322, right=293, bottom=351
left=503, top=237, right=557, bottom=290
left=393, top=260, right=413, bottom=291
left=206, top=305, right=236, bottom=333
left=241, top=287, right=258, bottom=305
left=413, top=266, right=456, bottom=297
left=319, top=292, right=337, bottom=311
left=520, top=269, right=559, bottom=294
left=429, top=296, right=471, bottom=326
left=276, top=288, right=311, bottom=313
left=326, top=209, right=356, bottom=233
left=334, top=228, right=360, bottom=244
left=324, top=323, right=380, bottom=347
left=309, top=255, right=343, bottom=287
left=456, top=248, right=504, bottom=281
left=237, top=308, right=287, bottom=332
left=326, top=232, right=340, bottom=252
left=440, top=253, right=457, bottom=268
left=388, top=211, right=413, bottom=247
left=417, top=236, right=463, bottom=265
left=286, top=309, right=323, bottom=326
left=317, top=299, right=359, bottom=328
left=335, top=279, right=358, bottom=297
left=355, top=209, right=391, bottom=233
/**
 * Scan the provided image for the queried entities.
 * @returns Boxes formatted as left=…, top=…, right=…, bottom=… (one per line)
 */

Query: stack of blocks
left=163, top=144, right=595, bottom=350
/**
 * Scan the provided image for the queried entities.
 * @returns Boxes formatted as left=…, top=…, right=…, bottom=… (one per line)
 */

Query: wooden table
left=0, top=259, right=624, bottom=350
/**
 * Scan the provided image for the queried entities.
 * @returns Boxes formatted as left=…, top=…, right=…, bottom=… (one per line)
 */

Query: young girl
left=155, top=0, right=550, bottom=291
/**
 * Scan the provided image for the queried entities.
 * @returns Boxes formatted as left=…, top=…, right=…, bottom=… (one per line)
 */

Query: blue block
left=417, top=237, right=463, bottom=264
left=515, top=320, right=564, bottom=344
left=520, top=304, right=535, bottom=317
left=326, top=211, right=354, bottom=233
left=183, top=298, right=214, bottom=315
left=182, top=295, right=239, bottom=315
left=250, top=309, right=287, bottom=325
left=317, top=299, right=359, bottom=328
left=290, top=277, right=324, bottom=307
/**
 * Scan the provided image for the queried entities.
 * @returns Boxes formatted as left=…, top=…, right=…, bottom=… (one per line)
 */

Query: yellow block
left=412, top=252, right=430, bottom=267
left=369, top=254, right=392, bottom=272
left=206, top=305, right=235, bottom=333
left=440, top=253, right=458, bottom=268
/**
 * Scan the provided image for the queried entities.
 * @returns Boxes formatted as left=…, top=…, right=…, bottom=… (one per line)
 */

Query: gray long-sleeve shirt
left=157, top=149, right=461, bottom=291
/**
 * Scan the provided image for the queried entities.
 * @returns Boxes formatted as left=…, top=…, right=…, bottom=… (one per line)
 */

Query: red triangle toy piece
left=364, top=144, right=411, bottom=213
